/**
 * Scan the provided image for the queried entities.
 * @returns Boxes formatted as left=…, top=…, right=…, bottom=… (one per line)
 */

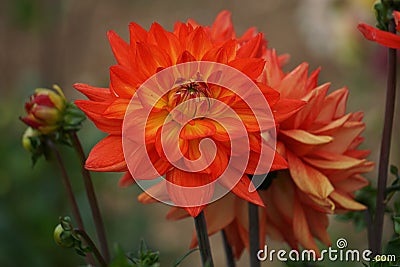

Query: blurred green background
left=1, top=0, right=399, bottom=266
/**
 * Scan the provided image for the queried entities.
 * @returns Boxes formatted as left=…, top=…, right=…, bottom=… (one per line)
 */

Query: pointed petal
left=287, top=151, right=334, bottom=199
left=219, top=174, right=264, bottom=206
left=86, top=135, right=127, bottom=172
left=74, top=83, right=112, bottom=101
left=330, top=191, right=366, bottom=210
left=107, top=30, right=131, bottom=68
left=118, top=172, right=135, bottom=187
left=280, top=129, right=333, bottom=145
left=166, top=169, right=214, bottom=217
left=358, top=23, right=400, bottom=48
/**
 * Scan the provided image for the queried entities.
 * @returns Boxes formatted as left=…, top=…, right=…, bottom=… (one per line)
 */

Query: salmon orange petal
left=358, top=23, right=400, bottom=48
left=107, top=30, right=131, bottom=68
left=180, top=119, right=216, bottom=140
left=287, top=151, right=334, bottom=199
left=74, top=83, right=112, bottom=101
left=293, top=199, right=320, bottom=254
left=166, top=169, right=214, bottom=217
left=330, top=191, right=367, bottom=210
left=220, top=174, right=264, bottom=206
left=118, top=172, right=135, bottom=187
left=211, top=10, right=235, bottom=43
left=86, top=135, right=127, bottom=172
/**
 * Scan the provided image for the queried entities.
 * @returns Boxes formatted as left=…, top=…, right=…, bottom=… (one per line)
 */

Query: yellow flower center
left=167, top=82, right=211, bottom=122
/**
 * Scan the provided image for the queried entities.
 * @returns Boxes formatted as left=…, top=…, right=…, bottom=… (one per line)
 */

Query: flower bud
left=53, top=224, right=75, bottom=248
left=20, top=85, right=66, bottom=134
left=21, top=127, right=40, bottom=152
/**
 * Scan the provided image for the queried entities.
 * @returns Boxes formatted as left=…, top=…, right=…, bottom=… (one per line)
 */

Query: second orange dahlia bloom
left=165, top=48, right=373, bottom=258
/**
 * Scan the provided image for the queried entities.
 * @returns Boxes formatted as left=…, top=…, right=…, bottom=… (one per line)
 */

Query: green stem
left=75, top=228, right=107, bottom=267
left=248, top=202, right=260, bottom=267
left=46, top=138, right=95, bottom=266
left=194, top=211, right=214, bottom=267
left=68, top=131, right=110, bottom=263
left=372, top=19, right=397, bottom=255
left=221, top=230, right=235, bottom=267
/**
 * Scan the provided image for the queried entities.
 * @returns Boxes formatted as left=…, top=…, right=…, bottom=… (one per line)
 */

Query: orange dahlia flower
left=75, top=11, right=304, bottom=217
left=358, top=11, right=400, bottom=48
left=164, top=49, right=373, bottom=257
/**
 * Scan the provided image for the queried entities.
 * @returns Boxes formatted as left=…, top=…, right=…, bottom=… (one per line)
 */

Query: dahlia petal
left=292, top=83, right=330, bottom=129
left=312, top=114, right=351, bottom=134
left=180, top=119, right=216, bottom=140
left=236, top=33, right=264, bottom=58
left=118, top=172, right=135, bottom=187
left=186, top=139, right=228, bottom=179
left=125, top=142, right=171, bottom=180
left=280, top=129, right=333, bottom=145
left=211, top=10, right=235, bottom=42
left=272, top=99, right=306, bottom=123
left=86, top=135, right=127, bottom=172
left=166, top=169, right=214, bottom=217
left=155, top=120, right=188, bottom=162
left=328, top=161, right=374, bottom=183
left=263, top=49, right=285, bottom=88
left=107, top=30, right=131, bottom=68
left=124, top=108, right=168, bottom=144
left=228, top=58, right=265, bottom=80
left=166, top=207, right=190, bottom=220
left=129, top=22, right=148, bottom=44
left=333, top=174, right=369, bottom=193
left=358, top=23, right=400, bottom=49
left=270, top=173, right=295, bottom=223
left=222, top=221, right=247, bottom=259
left=148, top=23, right=182, bottom=62
left=75, top=99, right=109, bottom=115
left=136, top=42, right=171, bottom=77
left=203, top=194, right=236, bottom=235
left=219, top=174, right=264, bottom=206
left=319, top=122, right=365, bottom=154
left=186, top=27, right=213, bottom=59
left=394, top=11, right=400, bottom=31
left=315, top=87, right=348, bottom=123
left=74, top=83, right=111, bottom=102
left=103, top=98, right=130, bottom=118
left=303, top=152, right=365, bottom=170
left=238, top=26, right=257, bottom=43
left=304, top=208, right=331, bottom=246
left=287, top=151, right=334, bottom=199
left=277, top=63, right=309, bottom=99
left=137, top=180, right=171, bottom=204
left=110, top=65, right=138, bottom=98
left=75, top=100, right=122, bottom=134
left=293, top=199, right=320, bottom=254
left=329, top=191, right=366, bottom=210
left=305, top=67, right=321, bottom=92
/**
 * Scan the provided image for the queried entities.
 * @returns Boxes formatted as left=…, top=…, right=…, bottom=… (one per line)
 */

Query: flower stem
left=221, top=230, right=235, bottom=267
left=68, top=131, right=110, bottom=263
left=46, top=138, right=95, bottom=266
left=372, top=19, right=397, bottom=255
left=248, top=202, right=260, bottom=267
left=74, top=228, right=107, bottom=267
left=194, top=211, right=214, bottom=267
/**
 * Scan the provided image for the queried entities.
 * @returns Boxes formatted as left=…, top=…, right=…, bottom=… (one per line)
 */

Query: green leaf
left=393, top=216, right=400, bottom=235
left=108, top=245, right=134, bottom=267
left=390, top=165, right=399, bottom=177
left=172, top=248, right=199, bottom=267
